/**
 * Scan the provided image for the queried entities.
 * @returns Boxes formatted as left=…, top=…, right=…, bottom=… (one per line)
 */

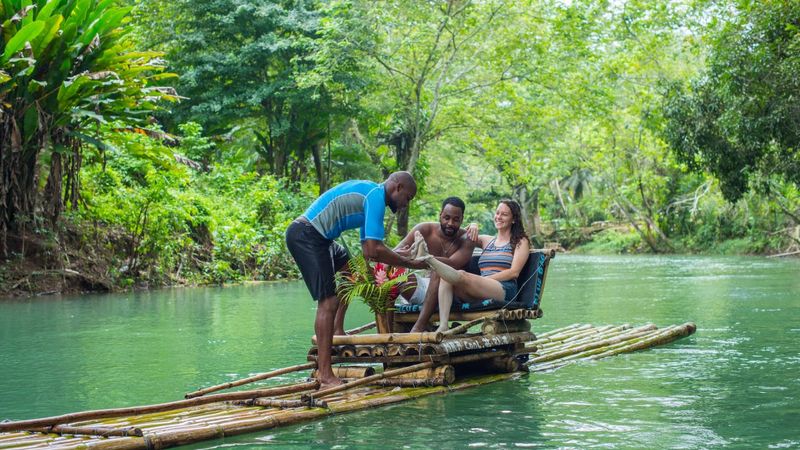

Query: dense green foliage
left=0, top=0, right=175, bottom=253
left=1, top=0, right=798, bottom=294
left=664, top=0, right=800, bottom=202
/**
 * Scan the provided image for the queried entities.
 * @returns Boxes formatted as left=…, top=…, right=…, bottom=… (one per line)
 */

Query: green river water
left=1, top=255, right=799, bottom=449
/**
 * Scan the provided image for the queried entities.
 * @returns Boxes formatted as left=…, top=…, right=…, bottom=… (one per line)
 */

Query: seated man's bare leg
left=410, top=273, right=439, bottom=332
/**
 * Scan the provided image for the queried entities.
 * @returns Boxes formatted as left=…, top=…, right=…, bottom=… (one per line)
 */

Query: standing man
left=394, top=197, right=478, bottom=332
left=285, top=171, right=426, bottom=390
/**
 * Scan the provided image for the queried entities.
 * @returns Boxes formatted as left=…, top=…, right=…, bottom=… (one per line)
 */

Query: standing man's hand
left=395, top=244, right=413, bottom=258
left=465, top=223, right=479, bottom=242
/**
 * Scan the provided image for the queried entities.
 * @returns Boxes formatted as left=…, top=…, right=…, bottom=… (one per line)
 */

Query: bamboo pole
left=312, top=332, right=443, bottom=346
left=0, top=381, right=319, bottom=432
left=442, top=315, right=496, bottom=337
left=389, top=366, right=455, bottom=384
left=346, top=322, right=376, bottom=335
left=371, top=378, right=449, bottom=387
left=529, top=323, right=696, bottom=372
left=232, top=398, right=328, bottom=409
left=25, top=425, right=143, bottom=437
left=537, top=324, right=654, bottom=353
left=428, top=331, right=535, bottom=354
left=338, top=345, right=357, bottom=357
left=481, top=319, right=531, bottom=335
left=307, top=361, right=437, bottom=399
left=528, top=325, right=660, bottom=364
left=311, top=366, right=375, bottom=379
left=184, top=362, right=316, bottom=398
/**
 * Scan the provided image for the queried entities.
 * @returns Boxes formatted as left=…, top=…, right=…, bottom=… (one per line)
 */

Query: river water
left=1, top=255, right=798, bottom=448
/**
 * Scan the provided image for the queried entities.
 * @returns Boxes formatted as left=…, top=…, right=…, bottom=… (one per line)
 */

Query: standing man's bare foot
left=318, top=377, right=345, bottom=391
left=334, top=328, right=346, bottom=336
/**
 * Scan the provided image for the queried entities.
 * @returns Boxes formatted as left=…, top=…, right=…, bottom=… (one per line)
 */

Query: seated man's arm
left=435, top=235, right=476, bottom=269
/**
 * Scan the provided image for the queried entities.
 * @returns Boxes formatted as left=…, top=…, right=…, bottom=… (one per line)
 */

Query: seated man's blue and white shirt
left=302, top=180, right=386, bottom=241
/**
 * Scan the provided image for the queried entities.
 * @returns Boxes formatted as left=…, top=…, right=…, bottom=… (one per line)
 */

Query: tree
left=664, top=0, right=800, bottom=202
left=146, top=0, right=368, bottom=190
left=0, top=0, right=175, bottom=256
left=357, top=0, right=511, bottom=236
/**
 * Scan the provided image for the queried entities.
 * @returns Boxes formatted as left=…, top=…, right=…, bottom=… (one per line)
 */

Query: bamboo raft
left=0, top=320, right=696, bottom=449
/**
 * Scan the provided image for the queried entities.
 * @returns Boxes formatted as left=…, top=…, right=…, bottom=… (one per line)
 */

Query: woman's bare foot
left=434, top=325, right=449, bottom=333
left=413, top=231, right=429, bottom=259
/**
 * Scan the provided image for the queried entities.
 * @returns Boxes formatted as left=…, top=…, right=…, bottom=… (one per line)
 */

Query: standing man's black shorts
left=285, top=218, right=350, bottom=301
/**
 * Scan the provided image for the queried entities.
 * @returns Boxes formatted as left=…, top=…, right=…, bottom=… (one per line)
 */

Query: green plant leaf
left=2, top=19, right=45, bottom=64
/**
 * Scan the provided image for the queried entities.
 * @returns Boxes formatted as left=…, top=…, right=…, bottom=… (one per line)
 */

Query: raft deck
left=0, top=322, right=696, bottom=450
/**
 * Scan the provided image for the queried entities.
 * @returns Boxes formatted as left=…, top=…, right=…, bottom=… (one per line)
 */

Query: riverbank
left=3, top=222, right=796, bottom=300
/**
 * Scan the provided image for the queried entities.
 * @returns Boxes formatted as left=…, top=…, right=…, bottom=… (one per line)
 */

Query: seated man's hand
left=465, top=223, right=479, bottom=242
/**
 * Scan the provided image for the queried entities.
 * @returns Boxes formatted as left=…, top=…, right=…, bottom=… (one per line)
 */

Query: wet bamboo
left=481, top=319, right=531, bottom=335
left=538, top=327, right=662, bottom=359
left=442, top=315, right=496, bottom=337
left=530, top=325, right=618, bottom=348
left=390, top=365, right=455, bottom=384
left=530, top=324, right=593, bottom=343
left=355, top=347, right=372, bottom=357
left=537, top=325, right=648, bottom=352
left=538, top=324, right=655, bottom=353
left=430, top=331, right=534, bottom=354
left=312, top=332, right=443, bottom=346
left=24, top=425, right=143, bottom=437
left=530, top=324, right=694, bottom=372
left=371, top=345, right=387, bottom=357
left=308, top=361, right=437, bottom=399
left=534, top=323, right=584, bottom=339
left=529, top=325, right=661, bottom=364
left=371, top=378, right=448, bottom=387
left=312, top=366, right=375, bottom=379
left=0, top=381, right=319, bottom=432
left=346, top=322, right=376, bottom=335
left=338, top=345, right=357, bottom=357
left=184, top=362, right=316, bottom=398
left=539, top=324, right=637, bottom=349
left=232, top=398, right=328, bottom=409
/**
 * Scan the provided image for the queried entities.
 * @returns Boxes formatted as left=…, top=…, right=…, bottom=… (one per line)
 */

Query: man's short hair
left=441, top=196, right=466, bottom=214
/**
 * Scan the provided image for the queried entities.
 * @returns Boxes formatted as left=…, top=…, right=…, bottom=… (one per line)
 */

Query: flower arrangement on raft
left=335, top=254, right=409, bottom=314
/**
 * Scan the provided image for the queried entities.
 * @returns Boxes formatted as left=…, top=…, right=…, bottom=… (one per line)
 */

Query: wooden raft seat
left=393, top=249, right=555, bottom=325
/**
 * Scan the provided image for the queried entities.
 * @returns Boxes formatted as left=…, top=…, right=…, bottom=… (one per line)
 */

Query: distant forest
left=1, top=0, right=798, bottom=295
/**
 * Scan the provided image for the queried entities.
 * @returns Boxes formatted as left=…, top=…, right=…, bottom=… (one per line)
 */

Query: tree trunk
left=311, top=139, right=327, bottom=192
left=43, top=152, right=63, bottom=224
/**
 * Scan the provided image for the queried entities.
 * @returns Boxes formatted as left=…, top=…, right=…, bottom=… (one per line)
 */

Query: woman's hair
left=499, top=199, right=529, bottom=249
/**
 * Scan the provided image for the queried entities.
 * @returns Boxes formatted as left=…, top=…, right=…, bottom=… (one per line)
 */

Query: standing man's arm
left=363, top=239, right=427, bottom=269
left=393, top=224, right=425, bottom=257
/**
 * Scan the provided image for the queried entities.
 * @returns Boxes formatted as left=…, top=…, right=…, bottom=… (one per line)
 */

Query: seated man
left=393, top=197, right=478, bottom=332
